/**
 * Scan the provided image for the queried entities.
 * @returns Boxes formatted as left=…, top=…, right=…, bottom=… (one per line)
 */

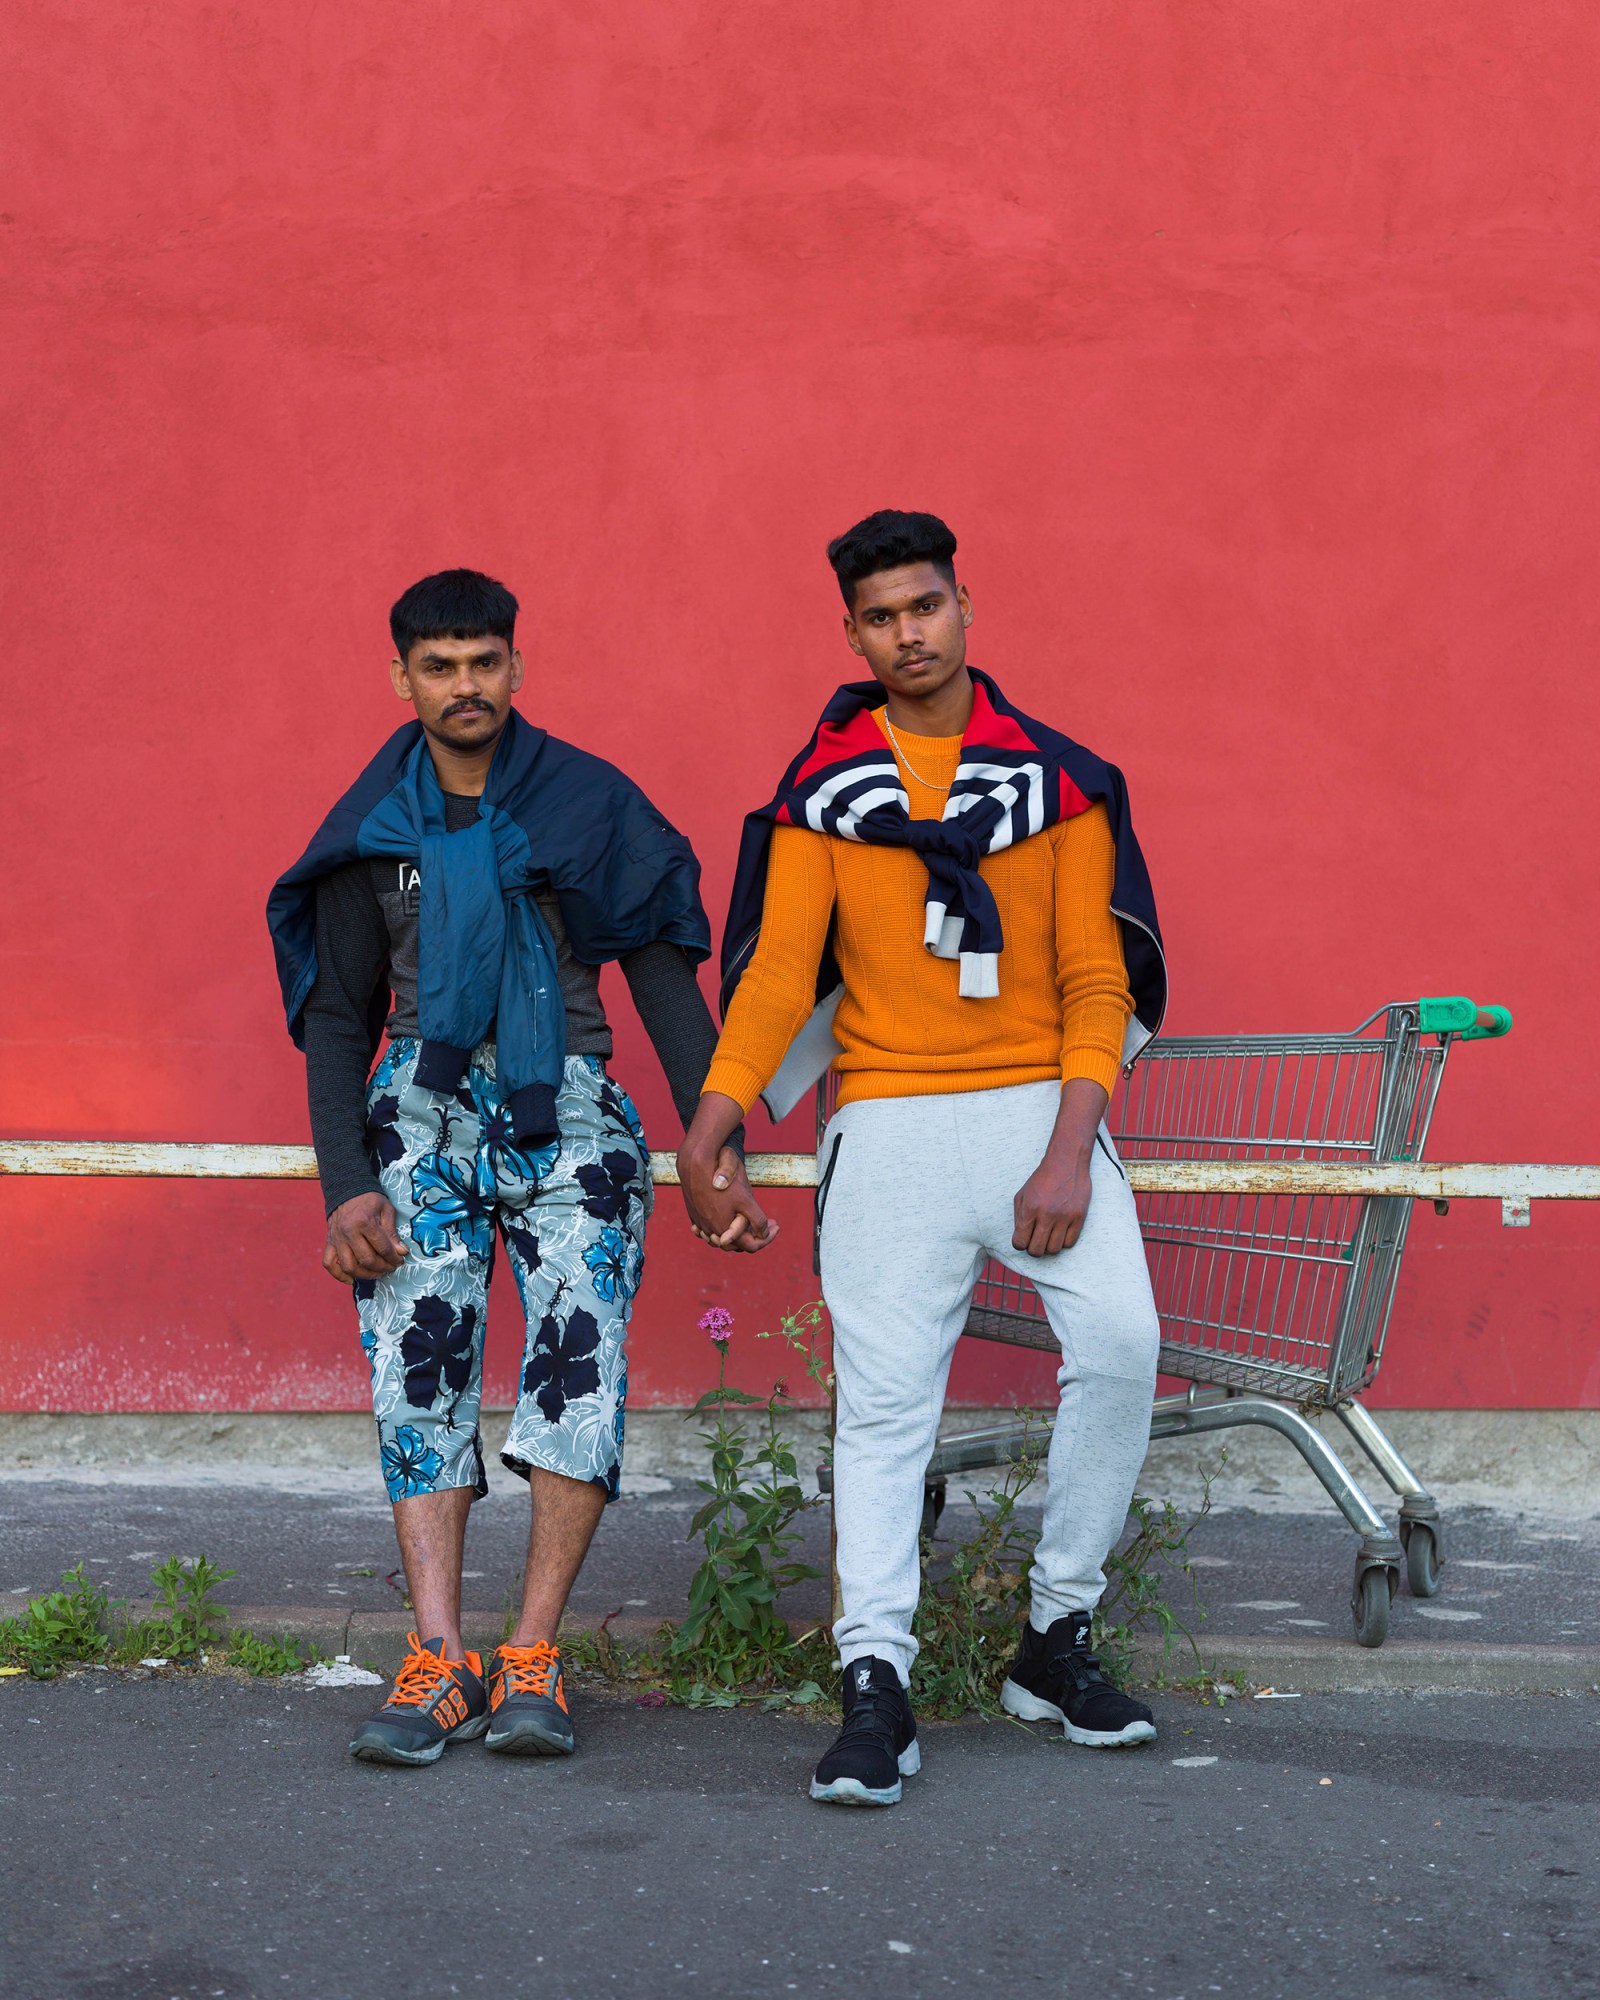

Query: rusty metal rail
left=2, top=1141, right=1598, bottom=1222
left=0, top=1140, right=810, bottom=1188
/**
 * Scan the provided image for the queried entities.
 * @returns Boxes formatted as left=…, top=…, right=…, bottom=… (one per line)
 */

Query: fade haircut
left=389, top=568, right=519, bottom=659
left=825, top=509, right=958, bottom=608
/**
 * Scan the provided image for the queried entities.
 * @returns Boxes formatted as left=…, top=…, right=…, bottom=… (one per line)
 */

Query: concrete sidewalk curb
left=17, top=1597, right=1593, bottom=1695
left=0, top=1600, right=701, bottom=1678
left=1171, top=1633, right=1600, bottom=1696
left=338, top=1610, right=675, bottom=1671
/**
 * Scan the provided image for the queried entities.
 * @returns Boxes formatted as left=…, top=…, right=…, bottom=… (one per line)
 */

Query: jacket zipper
left=718, top=927, right=760, bottom=1016
left=1109, top=904, right=1169, bottom=1070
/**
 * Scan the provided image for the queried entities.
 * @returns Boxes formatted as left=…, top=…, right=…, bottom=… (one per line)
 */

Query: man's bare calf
left=393, top=1470, right=608, bottom=1660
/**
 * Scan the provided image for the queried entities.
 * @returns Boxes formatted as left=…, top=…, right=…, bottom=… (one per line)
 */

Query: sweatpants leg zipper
left=815, top=1131, right=845, bottom=1230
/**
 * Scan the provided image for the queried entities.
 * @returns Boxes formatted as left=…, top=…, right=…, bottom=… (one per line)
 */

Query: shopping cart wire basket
left=819, top=995, right=1512, bottom=1648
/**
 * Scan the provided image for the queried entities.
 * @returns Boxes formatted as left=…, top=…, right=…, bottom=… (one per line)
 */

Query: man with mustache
left=269, top=568, right=763, bottom=1766
left=678, top=511, right=1167, bottom=1805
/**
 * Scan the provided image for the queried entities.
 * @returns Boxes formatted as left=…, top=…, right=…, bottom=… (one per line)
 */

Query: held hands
left=678, top=1143, right=780, bottom=1255
left=1012, top=1144, right=1094, bottom=1258
left=323, top=1192, right=409, bottom=1283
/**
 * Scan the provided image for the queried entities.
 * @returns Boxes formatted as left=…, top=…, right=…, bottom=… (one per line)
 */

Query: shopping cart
left=820, top=996, right=1512, bottom=1648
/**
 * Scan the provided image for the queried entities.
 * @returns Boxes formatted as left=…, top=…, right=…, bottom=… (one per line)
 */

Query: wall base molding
left=1, top=1407, right=1594, bottom=1517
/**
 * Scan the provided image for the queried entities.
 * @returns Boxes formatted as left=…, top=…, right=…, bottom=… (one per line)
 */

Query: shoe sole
left=810, top=1739, right=921, bottom=1806
left=484, top=1719, right=576, bottom=1758
left=1000, top=1679, right=1157, bottom=1747
left=348, top=1713, right=490, bottom=1767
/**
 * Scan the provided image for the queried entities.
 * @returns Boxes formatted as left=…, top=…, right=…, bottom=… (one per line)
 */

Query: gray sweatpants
left=817, top=1081, right=1161, bottom=1683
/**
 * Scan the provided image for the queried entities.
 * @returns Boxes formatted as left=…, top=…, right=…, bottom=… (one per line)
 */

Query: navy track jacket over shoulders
left=268, top=711, right=711, bottom=1146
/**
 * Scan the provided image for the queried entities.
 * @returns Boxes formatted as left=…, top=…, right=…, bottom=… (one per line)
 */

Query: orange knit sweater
left=704, top=714, right=1133, bottom=1112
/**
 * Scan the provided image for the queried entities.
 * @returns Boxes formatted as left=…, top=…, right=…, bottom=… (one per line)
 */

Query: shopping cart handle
left=1417, top=995, right=1514, bottom=1041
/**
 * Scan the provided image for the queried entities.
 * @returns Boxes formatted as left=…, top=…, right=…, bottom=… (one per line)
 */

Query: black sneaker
left=1001, top=1611, right=1157, bottom=1747
left=348, top=1633, right=490, bottom=1766
left=483, top=1642, right=576, bottom=1757
left=810, top=1656, right=921, bottom=1807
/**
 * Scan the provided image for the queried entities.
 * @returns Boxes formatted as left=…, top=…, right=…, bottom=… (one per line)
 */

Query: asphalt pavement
left=5, top=1473, right=1598, bottom=1997
left=3, top=1675, right=1596, bottom=2000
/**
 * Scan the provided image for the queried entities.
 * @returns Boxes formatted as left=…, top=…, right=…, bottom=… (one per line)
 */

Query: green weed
left=227, top=1629, right=307, bottom=1677
left=133, top=1555, right=236, bottom=1659
left=0, top=1555, right=240, bottom=1677
left=756, top=1300, right=833, bottom=1397
left=1094, top=1473, right=1218, bottom=1686
left=0, top=1565, right=112, bottom=1679
left=667, top=1308, right=824, bottom=1697
left=909, top=1422, right=1050, bottom=1718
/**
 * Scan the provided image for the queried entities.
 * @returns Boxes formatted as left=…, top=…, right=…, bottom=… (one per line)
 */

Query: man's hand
left=1012, top=1076, right=1112, bottom=1258
left=1012, top=1146, right=1094, bottom=1257
left=323, top=1193, right=409, bottom=1283
left=677, top=1090, right=780, bottom=1254
left=678, top=1142, right=780, bottom=1255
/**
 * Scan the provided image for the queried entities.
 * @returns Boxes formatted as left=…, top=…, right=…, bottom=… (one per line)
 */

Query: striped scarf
left=773, top=673, right=1093, bottom=997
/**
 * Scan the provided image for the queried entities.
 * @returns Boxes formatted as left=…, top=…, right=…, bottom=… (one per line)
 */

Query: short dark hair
left=825, top=509, right=958, bottom=607
left=389, top=568, right=519, bottom=659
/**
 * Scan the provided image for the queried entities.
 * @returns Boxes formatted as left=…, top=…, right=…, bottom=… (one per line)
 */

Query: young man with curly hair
left=678, top=512, right=1167, bottom=1805
left=269, top=569, right=764, bottom=1767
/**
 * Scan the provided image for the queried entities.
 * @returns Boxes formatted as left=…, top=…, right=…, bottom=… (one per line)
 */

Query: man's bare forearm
left=679, top=1089, right=749, bottom=1169
left=1044, top=1077, right=1110, bottom=1165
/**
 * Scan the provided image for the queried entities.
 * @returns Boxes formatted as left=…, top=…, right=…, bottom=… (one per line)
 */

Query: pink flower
left=699, top=1307, right=735, bottom=1345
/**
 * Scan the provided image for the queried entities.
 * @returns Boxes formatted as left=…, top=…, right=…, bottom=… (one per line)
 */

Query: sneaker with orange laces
left=484, top=1641, right=575, bottom=1756
left=348, top=1633, right=489, bottom=1766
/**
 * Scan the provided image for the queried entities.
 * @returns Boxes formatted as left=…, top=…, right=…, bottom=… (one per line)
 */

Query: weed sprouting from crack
left=0, top=1556, right=318, bottom=1679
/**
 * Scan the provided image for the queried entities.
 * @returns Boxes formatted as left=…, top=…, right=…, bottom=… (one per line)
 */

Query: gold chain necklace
left=883, top=713, right=957, bottom=794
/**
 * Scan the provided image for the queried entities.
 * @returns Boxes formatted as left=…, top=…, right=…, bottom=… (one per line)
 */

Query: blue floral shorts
left=355, top=1039, right=653, bottom=1505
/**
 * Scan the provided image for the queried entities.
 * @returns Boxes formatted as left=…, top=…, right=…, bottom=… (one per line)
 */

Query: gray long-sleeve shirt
left=302, top=792, right=726, bottom=1212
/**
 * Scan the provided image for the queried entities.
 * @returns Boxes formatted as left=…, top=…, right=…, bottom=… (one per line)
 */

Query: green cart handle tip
left=1417, top=996, right=1513, bottom=1041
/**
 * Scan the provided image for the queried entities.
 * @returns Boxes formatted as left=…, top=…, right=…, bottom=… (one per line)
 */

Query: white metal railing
left=2, top=1140, right=1598, bottom=1225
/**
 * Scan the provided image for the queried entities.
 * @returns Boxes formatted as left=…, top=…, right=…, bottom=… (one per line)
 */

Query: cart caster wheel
left=1352, top=1564, right=1394, bottom=1648
left=1401, top=1519, right=1442, bottom=1597
left=920, top=1477, right=947, bottom=1539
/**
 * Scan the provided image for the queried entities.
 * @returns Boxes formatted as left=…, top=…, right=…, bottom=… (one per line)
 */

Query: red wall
left=3, top=3, right=1596, bottom=1414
